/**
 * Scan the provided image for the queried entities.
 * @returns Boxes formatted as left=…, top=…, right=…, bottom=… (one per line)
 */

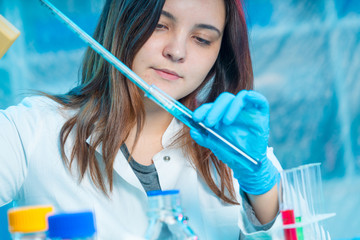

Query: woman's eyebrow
left=161, top=10, right=221, bottom=37
left=194, top=24, right=221, bottom=36
left=161, top=10, right=176, bottom=22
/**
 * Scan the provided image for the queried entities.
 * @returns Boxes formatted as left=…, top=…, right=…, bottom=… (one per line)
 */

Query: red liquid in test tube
left=281, top=209, right=298, bottom=240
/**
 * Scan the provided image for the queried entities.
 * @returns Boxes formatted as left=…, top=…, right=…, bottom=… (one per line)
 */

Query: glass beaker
left=144, top=190, right=198, bottom=240
left=278, top=163, right=331, bottom=240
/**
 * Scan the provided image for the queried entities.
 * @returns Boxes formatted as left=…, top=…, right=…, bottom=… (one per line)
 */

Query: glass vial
left=7, top=205, right=54, bottom=240
left=144, top=190, right=198, bottom=240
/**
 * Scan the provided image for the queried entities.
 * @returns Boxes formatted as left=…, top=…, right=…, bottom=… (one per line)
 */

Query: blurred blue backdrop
left=0, top=0, right=359, bottom=239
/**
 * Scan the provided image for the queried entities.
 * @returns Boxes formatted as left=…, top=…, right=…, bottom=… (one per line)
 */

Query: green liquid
left=296, top=216, right=304, bottom=240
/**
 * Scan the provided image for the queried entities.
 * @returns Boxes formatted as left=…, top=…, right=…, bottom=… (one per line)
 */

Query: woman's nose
left=162, top=35, right=186, bottom=63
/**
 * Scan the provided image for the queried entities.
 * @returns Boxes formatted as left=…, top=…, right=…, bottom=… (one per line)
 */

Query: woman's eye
left=156, top=24, right=168, bottom=30
left=194, top=37, right=211, bottom=46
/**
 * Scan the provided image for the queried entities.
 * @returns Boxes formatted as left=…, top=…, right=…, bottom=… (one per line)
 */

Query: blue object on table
left=0, top=201, right=13, bottom=240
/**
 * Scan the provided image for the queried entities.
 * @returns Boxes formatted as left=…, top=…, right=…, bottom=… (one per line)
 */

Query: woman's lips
left=153, top=68, right=181, bottom=81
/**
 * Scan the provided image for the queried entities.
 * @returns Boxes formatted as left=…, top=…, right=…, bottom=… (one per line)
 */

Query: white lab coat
left=0, top=96, right=283, bottom=240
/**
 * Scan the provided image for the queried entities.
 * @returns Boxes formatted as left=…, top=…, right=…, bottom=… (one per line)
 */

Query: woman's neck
left=143, top=97, right=173, bottom=133
left=124, top=98, right=173, bottom=165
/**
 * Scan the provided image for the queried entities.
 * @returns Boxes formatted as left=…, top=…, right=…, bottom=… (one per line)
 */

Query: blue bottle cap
left=47, top=211, right=96, bottom=239
left=147, top=189, right=180, bottom=197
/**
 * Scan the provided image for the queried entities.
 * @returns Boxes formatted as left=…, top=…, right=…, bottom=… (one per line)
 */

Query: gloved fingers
left=243, top=91, right=269, bottom=113
left=222, top=90, right=269, bottom=134
left=189, top=128, right=210, bottom=148
left=190, top=128, right=256, bottom=173
left=190, top=128, right=231, bottom=155
left=204, top=92, right=235, bottom=127
left=223, top=90, right=248, bottom=125
left=242, top=91, right=270, bottom=133
left=193, top=92, right=235, bottom=127
left=192, top=103, right=213, bottom=122
left=224, top=90, right=269, bottom=125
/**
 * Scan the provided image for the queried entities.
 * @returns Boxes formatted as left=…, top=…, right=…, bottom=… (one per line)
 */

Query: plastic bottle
left=7, top=205, right=54, bottom=240
left=47, top=211, right=96, bottom=240
left=144, top=190, right=198, bottom=240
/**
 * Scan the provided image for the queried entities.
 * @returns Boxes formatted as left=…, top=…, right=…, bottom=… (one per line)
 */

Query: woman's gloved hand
left=190, top=90, right=280, bottom=195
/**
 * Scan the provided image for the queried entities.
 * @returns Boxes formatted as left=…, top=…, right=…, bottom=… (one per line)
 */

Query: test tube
left=280, top=168, right=298, bottom=240
left=279, top=163, right=325, bottom=239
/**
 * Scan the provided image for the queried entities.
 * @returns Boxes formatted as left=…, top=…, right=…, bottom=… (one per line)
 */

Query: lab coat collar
left=85, top=118, right=184, bottom=193
left=85, top=117, right=183, bottom=153
left=161, top=118, right=183, bottom=148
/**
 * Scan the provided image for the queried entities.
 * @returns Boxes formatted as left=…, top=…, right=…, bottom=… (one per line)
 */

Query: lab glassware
left=144, top=190, right=198, bottom=240
left=7, top=205, right=54, bottom=240
left=278, top=163, right=335, bottom=240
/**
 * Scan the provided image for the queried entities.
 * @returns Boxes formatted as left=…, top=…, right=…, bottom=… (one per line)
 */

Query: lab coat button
left=163, top=156, right=171, bottom=161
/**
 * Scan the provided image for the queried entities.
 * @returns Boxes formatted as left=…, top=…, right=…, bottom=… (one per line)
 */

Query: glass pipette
left=39, top=0, right=259, bottom=168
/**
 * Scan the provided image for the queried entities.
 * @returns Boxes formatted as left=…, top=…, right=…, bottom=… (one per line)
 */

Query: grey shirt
left=120, top=144, right=161, bottom=192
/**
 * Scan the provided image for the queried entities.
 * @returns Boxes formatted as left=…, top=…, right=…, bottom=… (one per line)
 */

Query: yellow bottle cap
left=7, top=205, right=54, bottom=233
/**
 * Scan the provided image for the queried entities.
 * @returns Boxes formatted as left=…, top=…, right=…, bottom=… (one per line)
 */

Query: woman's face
left=132, top=0, right=226, bottom=100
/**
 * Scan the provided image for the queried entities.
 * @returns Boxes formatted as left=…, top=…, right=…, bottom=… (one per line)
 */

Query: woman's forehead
left=161, top=0, right=226, bottom=29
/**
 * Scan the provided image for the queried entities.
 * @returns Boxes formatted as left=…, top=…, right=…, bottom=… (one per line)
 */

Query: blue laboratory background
left=0, top=0, right=359, bottom=239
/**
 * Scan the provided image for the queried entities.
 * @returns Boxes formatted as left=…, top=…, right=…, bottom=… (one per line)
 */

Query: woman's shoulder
left=17, top=95, right=61, bottom=109
left=1, top=95, right=75, bottom=127
left=0, top=96, right=75, bottom=155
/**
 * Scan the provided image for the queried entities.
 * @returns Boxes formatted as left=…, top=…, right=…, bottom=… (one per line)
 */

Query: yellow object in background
left=0, top=14, right=20, bottom=59
left=7, top=205, right=54, bottom=233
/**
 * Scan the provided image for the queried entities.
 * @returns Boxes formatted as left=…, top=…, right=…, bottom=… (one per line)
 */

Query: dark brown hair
left=48, top=0, right=253, bottom=204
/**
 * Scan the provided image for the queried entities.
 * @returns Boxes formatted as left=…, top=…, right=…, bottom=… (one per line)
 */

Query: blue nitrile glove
left=190, top=90, right=280, bottom=195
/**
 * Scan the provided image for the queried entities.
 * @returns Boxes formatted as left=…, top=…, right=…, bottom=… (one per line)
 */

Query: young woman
left=0, top=0, right=282, bottom=239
